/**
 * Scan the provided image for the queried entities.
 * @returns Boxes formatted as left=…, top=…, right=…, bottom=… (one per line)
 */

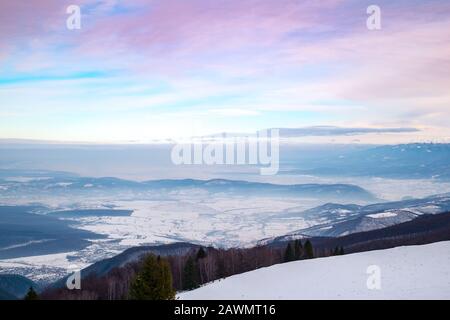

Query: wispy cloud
left=0, top=0, right=449, bottom=142
left=273, top=126, right=420, bottom=137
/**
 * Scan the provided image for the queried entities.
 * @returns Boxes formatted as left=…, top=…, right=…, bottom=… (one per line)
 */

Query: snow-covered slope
left=277, top=194, right=450, bottom=238
left=179, top=241, right=450, bottom=300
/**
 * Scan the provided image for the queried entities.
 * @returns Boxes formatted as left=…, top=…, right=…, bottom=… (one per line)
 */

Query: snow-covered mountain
left=285, top=143, right=450, bottom=180
left=0, top=174, right=376, bottom=202
left=179, top=241, right=450, bottom=300
left=277, top=193, right=450, bottom=238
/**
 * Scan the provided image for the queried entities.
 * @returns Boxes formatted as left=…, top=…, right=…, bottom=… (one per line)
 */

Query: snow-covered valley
left=1, top=177, right=450, bottom=284
left=1, top=162, right=450, bottom=285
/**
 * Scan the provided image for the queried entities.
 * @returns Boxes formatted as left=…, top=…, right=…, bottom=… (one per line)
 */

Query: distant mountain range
left=143, top=179, right=376, bottom=200
left=1, top=142, right=450, bottom=180
left=0, top=174, right=377, bottom=202
left=265, top=193, right=450, bottom=241
left=268, top=126, right=420, bottom=137
left=284, top=143, right=450, bottom=180
left=205, top=126, right=420, bottom=138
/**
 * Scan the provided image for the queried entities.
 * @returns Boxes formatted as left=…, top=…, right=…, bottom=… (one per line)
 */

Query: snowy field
left=179, top=241, right=450, bottom=300
left=79, top=197, right=317, bottom=248
left=0, top=195, right=320, bottom=282
left=1, top=174, right=450, bottom=283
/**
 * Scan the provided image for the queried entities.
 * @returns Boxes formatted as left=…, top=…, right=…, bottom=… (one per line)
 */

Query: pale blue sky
left=1, top=0, right=449, bottom=143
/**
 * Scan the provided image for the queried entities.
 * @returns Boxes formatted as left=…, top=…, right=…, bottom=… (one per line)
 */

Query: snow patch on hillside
left=179, top=241, right=450, bottom=300
left=367, top=211, right=398, bottom=219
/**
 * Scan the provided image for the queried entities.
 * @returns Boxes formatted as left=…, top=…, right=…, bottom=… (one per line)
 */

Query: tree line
left=38, top=210, right=450, bottom=300
left=41, top=239, right=325, bottom=300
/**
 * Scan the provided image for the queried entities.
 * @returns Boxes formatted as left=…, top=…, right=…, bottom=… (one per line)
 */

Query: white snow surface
left=179, top=241, right=450, bottom=300
left=367, top=211, right=398, bottom=219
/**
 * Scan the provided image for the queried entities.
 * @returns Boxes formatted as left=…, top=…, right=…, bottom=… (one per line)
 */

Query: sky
left=0, top=0, right=450, bottom=143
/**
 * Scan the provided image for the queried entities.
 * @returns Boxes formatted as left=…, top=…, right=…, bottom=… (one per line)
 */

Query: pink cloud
left=2, top=0, right=450, bottom=133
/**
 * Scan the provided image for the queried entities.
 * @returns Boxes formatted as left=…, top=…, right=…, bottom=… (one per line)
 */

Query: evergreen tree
left=333, top=246, right=339, bottom=256
left=24, top=287, right=39, bottom=300
left=304, top=240, right=314, bottom=259
left=216, top=256, right=226, bottom=279
left=284, top=242, right=295, bottom=262
left=196, top=247, right=207, bottom=261
left=129, top=255, right=175, bottom=300
left=339, top=247, right=345, bottom=255
left=182, top=256, right=200, bottom=290
left=294, top=240, right=303, bottom=260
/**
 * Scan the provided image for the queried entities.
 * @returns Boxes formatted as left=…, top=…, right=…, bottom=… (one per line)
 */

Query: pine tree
left=333, top=246, right=339, bottom=256
left=24, top=287, right=39, bottom=300
left=339, top=247, right=345, bottom=255
left=182, top=256, right=200, bottom=290
left=284, top=242, right=295, bottom=262
left=294, top=240, right=303, bottom=260
left=196, top=247, right=207, bottom=261
left=304, top=240, right=314, bottom=259
left=216, top=256, right=226, bottom=279
left=129, top=255, right=175, bottom=300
